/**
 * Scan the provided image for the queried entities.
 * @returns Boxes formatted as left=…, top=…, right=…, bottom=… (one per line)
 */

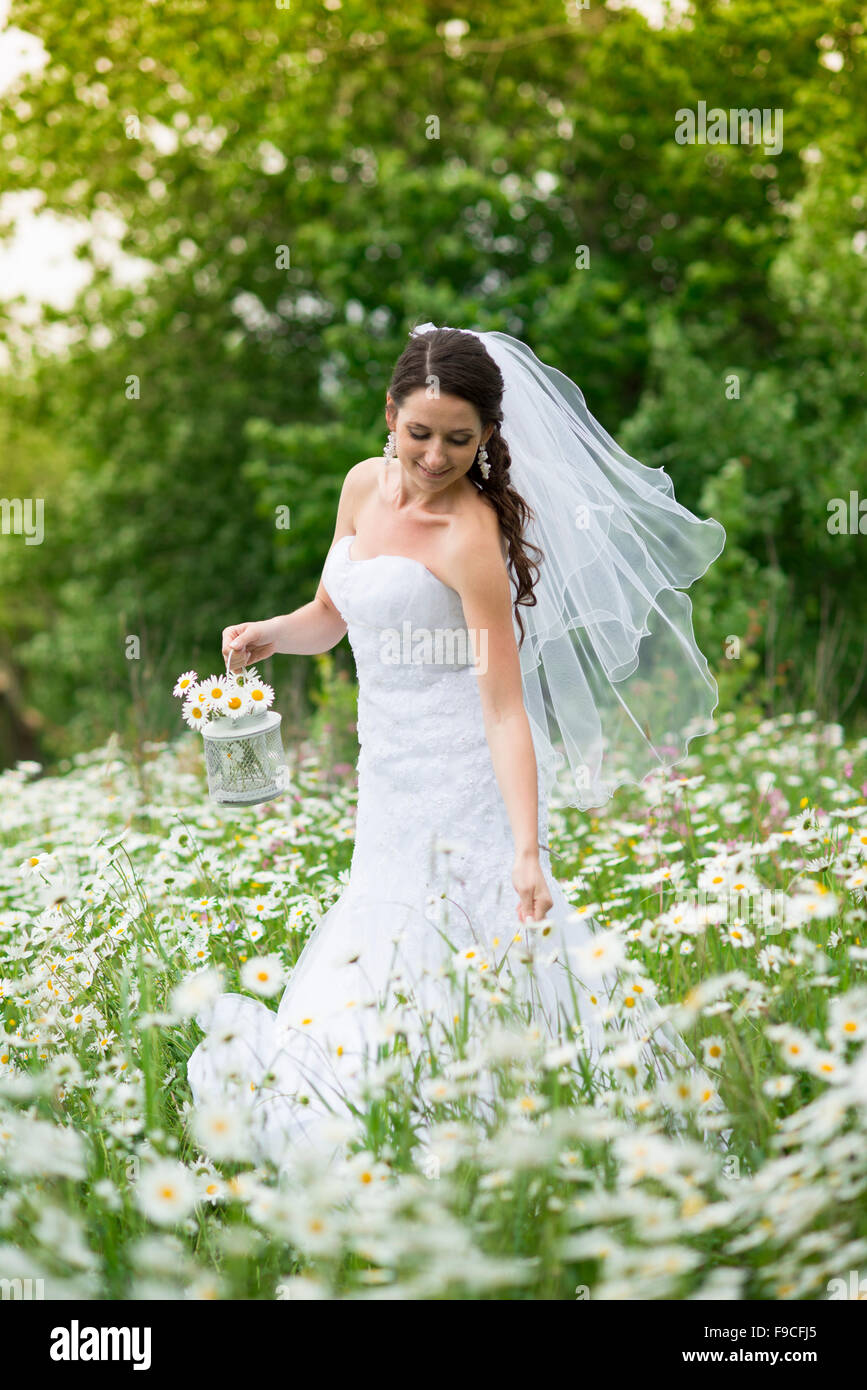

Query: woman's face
left=386, top=388, right=493, bottom=490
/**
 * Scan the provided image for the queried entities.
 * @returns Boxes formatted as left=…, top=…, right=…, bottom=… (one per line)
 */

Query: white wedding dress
left=186, top=533, right=718, bottom=1169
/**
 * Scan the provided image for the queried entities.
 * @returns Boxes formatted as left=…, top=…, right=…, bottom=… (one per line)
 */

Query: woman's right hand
left=222, top=620, right=277, bottom=674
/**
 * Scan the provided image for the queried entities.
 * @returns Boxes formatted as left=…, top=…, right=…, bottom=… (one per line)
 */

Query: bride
left=186, top=322, right=727, bottom=1170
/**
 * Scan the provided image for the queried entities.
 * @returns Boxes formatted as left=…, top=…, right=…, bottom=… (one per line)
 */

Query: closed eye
left=408, top=430, right=473, bottom=444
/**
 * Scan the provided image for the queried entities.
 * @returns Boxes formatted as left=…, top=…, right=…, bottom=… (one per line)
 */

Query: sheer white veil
left=410, top=322, right=727, bottom=812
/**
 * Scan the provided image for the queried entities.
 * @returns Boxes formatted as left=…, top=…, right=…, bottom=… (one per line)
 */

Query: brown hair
left=386, top=325, right=543, bottom=647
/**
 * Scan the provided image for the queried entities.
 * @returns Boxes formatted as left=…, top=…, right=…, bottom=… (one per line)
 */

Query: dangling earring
left=384, top=429, right=397, bottom=462
left=477, top=443, right=490, bottom=481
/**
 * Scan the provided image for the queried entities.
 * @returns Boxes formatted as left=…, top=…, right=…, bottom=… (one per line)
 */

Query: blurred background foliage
left=0, top=0, right=865, bottom=768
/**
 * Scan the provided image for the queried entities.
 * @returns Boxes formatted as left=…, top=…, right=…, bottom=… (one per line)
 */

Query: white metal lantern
left=201, top=708, right=289, bottom=807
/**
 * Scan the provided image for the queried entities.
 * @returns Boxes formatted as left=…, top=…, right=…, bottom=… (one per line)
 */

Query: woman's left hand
left=512, top=850, right=554, bottom=923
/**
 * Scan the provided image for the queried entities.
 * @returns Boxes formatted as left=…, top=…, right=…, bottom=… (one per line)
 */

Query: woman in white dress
left=186, top=323, right=727, bottom=1169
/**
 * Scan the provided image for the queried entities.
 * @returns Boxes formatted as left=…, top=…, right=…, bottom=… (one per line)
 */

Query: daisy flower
left=190, top=680, right=215, bottom=709
left=767, top=1022, right=818, bottom=1069
left=19, top=852, right=58, bottom=878
left=568, top=901, right=602, bottom=921
left=196, top=1171, right=229, bottom=1206
left=224, top=683, right=253, bottom=719
left=725, top=921, right=755, bottom=948
left=803, top=1049, right=848, bottom=1084
left=190, top=1101, right=255, bottom=1162
left=828, top=990, right=867, bottom=1047
left=182, top=694, right=209, bottom=731
left=644, top=862, right=688, bottom=888
left=726, top=868, right=763, bottom=898
left=452, top=945, right=489, bottom=973
left=757, top=944, right=785, bottom=974
left=244, top=676, right=275, bottom=712
left=187, top=936, right=212, bottom=966
left=65, top=1003, right=98, bottom=1031
left=136, top=1159, right=199, bottom=1226
left=507, top=1092, right=549, bottom=1118
left=522, top=914, right=555, bottom=936
left=240, top=953, right=285, bottom=997
left=762, top=1074, right=795, bottom=1098
left=248, top=893, right=278, bottom=919
left=700, top=1034, right=726, bottom=1066
left=199, top=674, right=233, bottom=716
left=568, top=927, right=626, bottom=980
left=786, top=882, right=839, bottom=924
left=172, top=670, right=198, bottom=699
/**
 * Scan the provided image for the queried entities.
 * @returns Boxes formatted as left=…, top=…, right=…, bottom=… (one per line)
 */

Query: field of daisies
left=1, top=704, right=867, bottom=1301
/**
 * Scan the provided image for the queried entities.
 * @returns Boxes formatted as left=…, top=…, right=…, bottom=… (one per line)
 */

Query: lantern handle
left=224, top=646, right=247, bottom=680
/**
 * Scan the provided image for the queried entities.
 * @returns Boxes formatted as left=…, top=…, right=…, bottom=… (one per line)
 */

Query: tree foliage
left=0, top=0, right=864, bottom=762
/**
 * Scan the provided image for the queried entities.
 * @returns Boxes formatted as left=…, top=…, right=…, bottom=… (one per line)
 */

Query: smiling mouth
left=417, top=461, right=449, bottom=478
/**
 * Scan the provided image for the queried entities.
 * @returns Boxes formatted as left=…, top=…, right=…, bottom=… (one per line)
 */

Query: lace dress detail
left=186, top=534, right=714, bottom=1168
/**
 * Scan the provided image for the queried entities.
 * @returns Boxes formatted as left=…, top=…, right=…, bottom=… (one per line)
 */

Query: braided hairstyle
left=386, top=325, right=543, bottom=647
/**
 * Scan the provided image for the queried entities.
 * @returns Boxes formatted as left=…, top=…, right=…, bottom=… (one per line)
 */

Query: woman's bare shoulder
left=329, top=457, right=380, bottom=538
left=346, top=456, right=381, bottom=488
left=341, top=456, right=381, bottom=510
left=449, top=487, right=508, bottom=567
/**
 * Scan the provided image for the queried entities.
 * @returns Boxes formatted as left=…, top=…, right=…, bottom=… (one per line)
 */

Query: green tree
left=0, top=0, right=864, bottom=763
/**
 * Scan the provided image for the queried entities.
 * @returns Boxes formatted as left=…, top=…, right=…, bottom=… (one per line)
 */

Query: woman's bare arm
left=447, top=519, right=554, bottom=922
left=262, top=461, right=368, bottom=656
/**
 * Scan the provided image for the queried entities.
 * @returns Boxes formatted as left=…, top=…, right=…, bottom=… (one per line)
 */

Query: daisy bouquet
left=172, top=664, right=275, bottom=730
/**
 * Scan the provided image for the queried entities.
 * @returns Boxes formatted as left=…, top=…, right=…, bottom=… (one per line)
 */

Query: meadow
left=1, top=705, right=866, bottom=1301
